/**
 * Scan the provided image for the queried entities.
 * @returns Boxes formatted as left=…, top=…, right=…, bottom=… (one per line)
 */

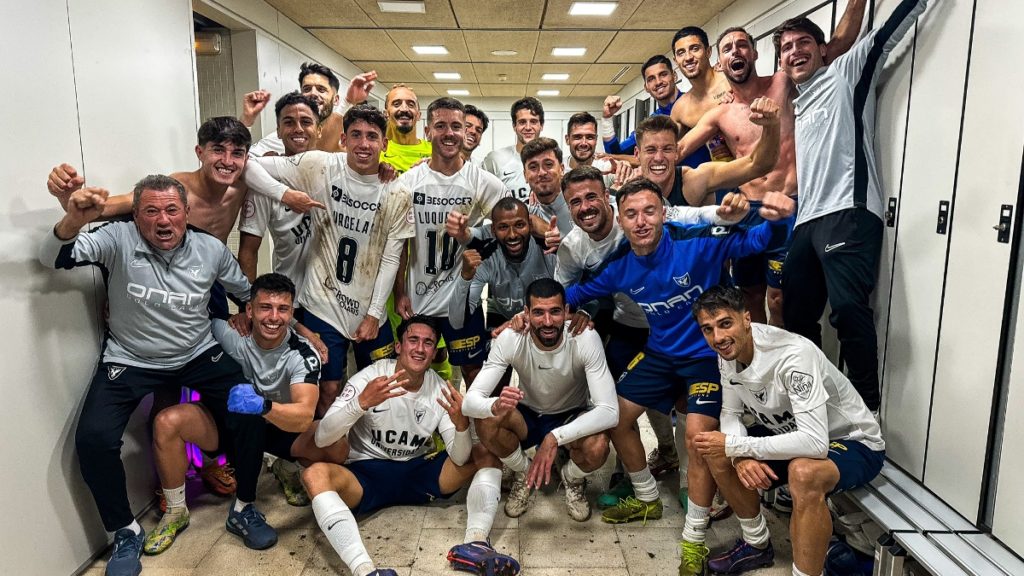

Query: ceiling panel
left=479, top=84, right=527, bottom=97
left=429, top=83, right=481, bottom=98
left=528, top=63, right=592, bottom=84
left=598, top=31, right=670, bottom=63
left=525, top=83, right=571, bottom=98
left=451, top=0, right=544, bottom=29
left=312, top=29, right=407, bottom=61
left=569, top=84, right=622, bottom=97
left=387, top=29, right=471, bottom=61
left=352, top=61, right=429, bottom=83
left=265, top=0, right=375, bottom=27
left=579, top=63, right=634, bottom=84
left=353, top=0, right=458, bottom=28
left=623, top=0, right=733, bottom=30
left=463, top=31, right=539, bottom=63
left=541, top=0, right=644, bottom=29
left=472, top=63, right=533, bottom=84
left=534, top=31, right=615, bottom=63
left=415, top=61, right=480, bottom=83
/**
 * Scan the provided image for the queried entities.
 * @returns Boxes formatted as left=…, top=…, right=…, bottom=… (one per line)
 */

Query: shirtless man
left=669, top=26, right=734, bottom=161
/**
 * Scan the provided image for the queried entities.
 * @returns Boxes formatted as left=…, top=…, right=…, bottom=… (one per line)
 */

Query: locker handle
left=995, top=204, right=1013, bottom=243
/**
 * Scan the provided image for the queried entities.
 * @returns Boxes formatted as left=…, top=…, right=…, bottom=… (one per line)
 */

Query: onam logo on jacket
left=188, top=265, right=202, bottom=279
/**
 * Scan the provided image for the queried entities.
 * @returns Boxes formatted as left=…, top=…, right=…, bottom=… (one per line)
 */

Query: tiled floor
left=83, top=419, right=796, bottom=576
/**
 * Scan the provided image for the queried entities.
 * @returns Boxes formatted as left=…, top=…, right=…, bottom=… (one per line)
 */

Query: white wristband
left=600, top=116, right=616, bottom=139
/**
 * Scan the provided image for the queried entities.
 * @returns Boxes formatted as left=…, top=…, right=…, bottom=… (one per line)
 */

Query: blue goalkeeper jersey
left=566, top=220, right=791, bottom=359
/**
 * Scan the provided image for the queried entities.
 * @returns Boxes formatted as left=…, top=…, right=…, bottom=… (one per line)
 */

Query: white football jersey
left=338, top=359, right=458, bottom=462
left=720, top=324, right=884, bottom=459
left=238, top=191, right=312, bottom=295
left=482, top=145, right=530, bottom=202
left=251, top=152, right=414, bottom=337
left=400, top=161, right=507, bottom=316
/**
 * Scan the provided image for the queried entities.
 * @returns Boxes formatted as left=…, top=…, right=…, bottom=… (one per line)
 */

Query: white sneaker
left=561, top=467, right=591, bottom=522
left=504, top=472, right=532, bottom=517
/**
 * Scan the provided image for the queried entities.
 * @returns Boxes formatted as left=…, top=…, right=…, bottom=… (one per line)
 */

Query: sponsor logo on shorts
left=626, top=352, right=644, bottom=371
left=467, top=349, right=484, bottom=360
left=211, top=351, right=223, bottom=363
left=107, top=365, right=126, bottom=380
left=695, top=399, right=717, bottom=405
left=370, top=343, right=395, bottom=361
left=829, top=441, right=848, bottom=452
left=449, top=335, right=481, bottom=352
left=688, top=382, right=720, bottom=396
left=824, top=242, right=846, bottom=253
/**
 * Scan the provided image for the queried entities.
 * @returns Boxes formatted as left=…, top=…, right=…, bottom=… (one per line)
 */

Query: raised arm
left=47, top=163, right=132, bottom=218
left=825, top=0, right=868, bottom=63
left=677, top=107, right=724, bottom=159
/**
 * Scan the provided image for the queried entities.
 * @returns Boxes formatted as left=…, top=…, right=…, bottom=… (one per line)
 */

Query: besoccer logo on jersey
left=413, top=192, right=426, bottom=205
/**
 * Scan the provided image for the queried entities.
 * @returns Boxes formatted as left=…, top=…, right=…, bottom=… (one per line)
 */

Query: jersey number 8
left=336, top=237, right=358, bottom=284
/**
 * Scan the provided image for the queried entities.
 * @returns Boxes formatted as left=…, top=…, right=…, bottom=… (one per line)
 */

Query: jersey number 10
left=424, top=230, right=457, bottom=275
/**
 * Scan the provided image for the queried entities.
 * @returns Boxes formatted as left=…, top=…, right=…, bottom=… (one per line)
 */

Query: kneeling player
left=145, top=274, right=339, bottom=554
left=691, top=286, right=884, bottom=576
left=463, top=279, right=617, bottom=521
left=303, top=316, right=519, bottom=576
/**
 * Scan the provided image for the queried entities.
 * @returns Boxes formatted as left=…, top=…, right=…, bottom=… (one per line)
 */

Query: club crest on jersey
left=673, top=273, right=691, bottom=287
left=415, top=408, right=426, bottom=423
left=107, top=365, right=126, bottom=380
left=751, top=387, right=767, bottom=404
left=788, top=371, right=814, bottom=400
left=188, top=265, right=202, bottom=279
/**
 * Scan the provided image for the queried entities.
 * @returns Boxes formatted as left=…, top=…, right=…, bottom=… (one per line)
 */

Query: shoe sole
left=649, top=462, right=680, bottom=477
left=710, top=558, right=773, bottom=574
left=600, top=509, right=663, bottom=524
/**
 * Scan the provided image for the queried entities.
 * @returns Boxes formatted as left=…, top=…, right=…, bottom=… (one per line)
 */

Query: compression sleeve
left=448, top=274, right=485, bottom=330
left=367, top=238, right=404, bottom=321
left=438, top=415, right=472, bottom=466
left=549, top=330, right=619, bottom=445
left=315, top=371, right=370, bottom=447
left=462, top=332, right=516, bottom=418
left=243, top=160, right=289, bottom=201
left=725, top=403, right=830, bottom=460
left=665, top=205, right=729, bottom=226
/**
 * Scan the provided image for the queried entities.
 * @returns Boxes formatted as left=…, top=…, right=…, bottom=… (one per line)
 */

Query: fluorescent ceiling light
left=378, top=1, right=425, bottom=13
left=447, top=89, right=470, bottom=96
left=569, top=2, right=618, bottom=16
left=541, top=73, right=570, bottom=81
left=552, top=47, right=587, bottom=57
left=491, top=49, right=519, bottom=56
left=537, top=90, right=560, bottom=96
left=433, top=72, right=462, bottom=80
left=412, top=45, right=448, bottom=55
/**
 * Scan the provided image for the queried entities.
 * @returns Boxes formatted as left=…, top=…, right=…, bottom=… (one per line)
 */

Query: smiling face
left=463, top=113, right=485, bottom=153
left=564, top=178, right=612, bottom=238
left=636, top=129, right=679, bottom=192
left=134, top=188, right=189, bottom=251
left=278, top=103, right=321, bottom=155
left=617, top=189, right=664, bottom=256
left=247, top=289, right=294, bottom=349
left=643, top=62, right=677, bottom=103
left=386, top=87, right=421, bottom=135
left=778, top=30, right=827, bottom=84
left=673, top=35, right=711, bottom=80
left=195, top=140, right=247, bottom=187
left=300, top=73, right=339, bottom=121
left=514, top=109, right=542, bottom=146
left=696, top=307, right=753, bottom=363
left=491, top=204, right=531, bottom=261
left=565, top=121, right=598, bottom=163
left=524, top=149, right=564, bottom=204
left=527, top=294, right=566, bottom=349
left=718, top=30, right=758, bottom=85
left=341, top=119, right=385, bottom=175
left=427, top=107, right=465, bottom=161
left=395, top=322, right=438, bottom=375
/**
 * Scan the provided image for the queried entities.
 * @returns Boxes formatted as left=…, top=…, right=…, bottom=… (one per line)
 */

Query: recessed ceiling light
left=433, top=72, right=462, bottom=80
left=447, top=89, right=470, bottom=96
left=377, top=1, right=425, bottom=13
left=490, top=49, right=519, bottom=57
left=552, top=47, right=587, bottom=57
left=537, top=90, right=561, bottom=96
left=412, top=45, right=448, bottom=55
left=569, top=2, right=618, bottom=16
left=542, top=73, right=570, bottom=81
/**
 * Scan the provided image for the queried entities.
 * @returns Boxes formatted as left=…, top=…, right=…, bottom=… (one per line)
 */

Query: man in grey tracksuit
left=778, top=0, right=931, bottom=411
left=39, top=175, right=272, bottom=576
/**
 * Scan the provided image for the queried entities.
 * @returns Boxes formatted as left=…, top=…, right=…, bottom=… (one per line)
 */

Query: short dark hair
left=491, top=196, right=528, bottom=220
left=463, top=104, right=490, bottom=132
left=250, top=272, right=296, bottom=303
left=426, top=97, right=465, bottom=123
left=641, top=55, right=673, bottom=78
left=691, top=284, right=747, bottom=321
left=614, top=177, right=663, bottom=205
left=343, top=104, right=387, bottom=135
left=521, top=137, right=562, bottom=164
left=672, top=26, right=710, bottom=51
left=132, top=174, right=187, bottom=211
left=511, top=97, right=545, bottom=125
left=773, top=17, right=826, bottom=55
left=298, top=62, right=340, bottom=92
left=396, top=314, right=440, bottom=342
left=717, top=26, right=756, bottom=52
left=197, top=116, right=252, bottom=149
left=635, top=114, right=680, bottom=145
left=566, top=111, right=598, bottom=135
left=274, top=91, right=321, bottom=124
left=526, top=278, right=565, bottom=306
left=561, top=165, right=606, bottom=193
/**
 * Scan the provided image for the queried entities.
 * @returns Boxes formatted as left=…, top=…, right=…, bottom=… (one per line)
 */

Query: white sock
left=738, top=513, right=770, bottom=548
left=681, top=498, right=710, bottom=543
left=464, top=467, right=502, bottom=543
left=311, top=492, right=374, bottom=576
left=499, top=447, right=530, bottom=474
left=561, top=459, right=589, bottom=483
left=118, top=519, right=142, bottom=536
left=233, top=498, right=250, bottom=513
left=792, top=564, right=818, bottom=576
left=163, top=484, right=187, bottom=511
left=628, top=467, right=659, bottom=502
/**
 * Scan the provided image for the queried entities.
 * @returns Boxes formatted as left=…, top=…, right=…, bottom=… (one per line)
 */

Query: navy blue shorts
left=715, top=193, right=796, bottom=290
left=516, top=404, right=582, bottom=449
left=346, top=453, right=456, bottom=515
left=761, top=439, right=885, bottom=494
left=604, top=322, right=649, bottom=380
left=616, top=349, right=721, bottom=417
left=298, top=309, right=395, bottom=381
left=429, top=308, right=488, bottom=366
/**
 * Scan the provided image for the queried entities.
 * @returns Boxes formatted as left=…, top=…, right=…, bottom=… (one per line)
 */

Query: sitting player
left=692, top=286, right=884, bottom=576
left=302, top=316, right=520, bottom=576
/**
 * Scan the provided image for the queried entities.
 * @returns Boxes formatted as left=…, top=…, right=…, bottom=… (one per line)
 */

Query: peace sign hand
left=358, top=369, right=409, bottom=410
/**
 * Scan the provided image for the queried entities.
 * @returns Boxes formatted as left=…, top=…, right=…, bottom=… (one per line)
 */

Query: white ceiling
left=263, top=0, right=735, bottom=98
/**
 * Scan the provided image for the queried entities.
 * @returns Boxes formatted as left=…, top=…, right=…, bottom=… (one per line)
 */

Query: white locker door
left=925, top=0, right=1024, bottom=521
left=878, top=0, right=973, bottom=479
left=994, top=271, right=1024, bottom=553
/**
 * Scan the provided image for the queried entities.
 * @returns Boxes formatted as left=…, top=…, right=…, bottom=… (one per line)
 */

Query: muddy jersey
left=400, top=161, right=507, bottom=316
left=249, top=152, right=414, bottom=337
left=482, top=145, right=530, bottom=202
left=212, top=320, right=320, bottom=403
left=238, top=191, right=312, bottom=294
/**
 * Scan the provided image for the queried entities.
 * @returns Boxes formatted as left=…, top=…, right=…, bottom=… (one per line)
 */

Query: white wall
left=457, top=97, right=605, bottom=160
left=0, top=0, right=199, bottom=573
